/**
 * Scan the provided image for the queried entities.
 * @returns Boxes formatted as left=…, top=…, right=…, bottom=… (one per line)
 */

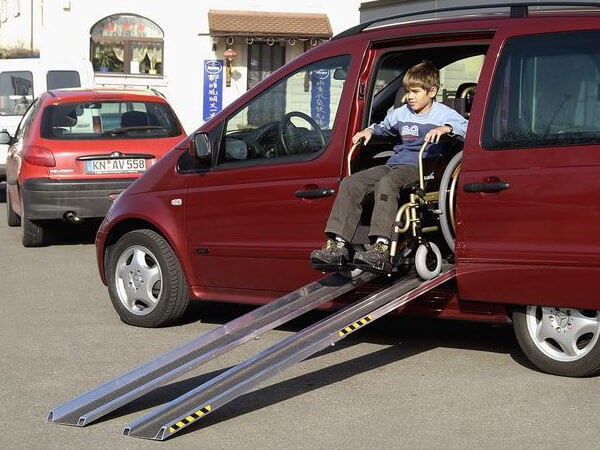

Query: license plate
left=86, top=159, right=147, bottom=174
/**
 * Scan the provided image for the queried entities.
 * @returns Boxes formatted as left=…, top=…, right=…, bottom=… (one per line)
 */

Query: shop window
left=90, top=14, right=164, bottom=76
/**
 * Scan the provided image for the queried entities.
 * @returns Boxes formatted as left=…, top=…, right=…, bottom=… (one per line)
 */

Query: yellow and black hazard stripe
left=168, top=405, right=212, bottom=434
left=338, top=315, right=372, bottom=337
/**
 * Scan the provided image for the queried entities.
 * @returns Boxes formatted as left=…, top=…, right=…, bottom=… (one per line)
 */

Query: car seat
left=120, top=110, right=149, bottom=127
left=455, top=82, right=476, bottom=118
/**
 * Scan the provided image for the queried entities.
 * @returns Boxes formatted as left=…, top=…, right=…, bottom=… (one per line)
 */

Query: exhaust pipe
left=64, top=211, right=82, bottom=224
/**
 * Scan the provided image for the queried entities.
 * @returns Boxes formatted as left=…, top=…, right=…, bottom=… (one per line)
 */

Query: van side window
left=47, top=70, right=82, bottom=89
left=483, top=30, right=600, bottom=149
left=0, top=70, right=34, bottom=116
left=218, top=55, right=351, bottom=166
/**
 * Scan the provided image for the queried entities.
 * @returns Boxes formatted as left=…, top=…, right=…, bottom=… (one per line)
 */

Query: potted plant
left=149, top=56, right=158, bottom=75
left=95, top=48, right=116, bottom=72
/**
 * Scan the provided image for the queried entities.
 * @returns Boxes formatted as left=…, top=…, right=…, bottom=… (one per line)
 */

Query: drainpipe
left=30, top=0, right=34, bottom=52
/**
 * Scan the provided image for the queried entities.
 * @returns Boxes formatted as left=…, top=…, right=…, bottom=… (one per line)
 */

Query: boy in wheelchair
left=311, top=60, right=467, bottom=274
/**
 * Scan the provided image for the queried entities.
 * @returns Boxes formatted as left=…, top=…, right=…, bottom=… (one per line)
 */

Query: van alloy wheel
left=106, top=229, right=189, bottom=327
left=513, top=306, right=600, bottom=377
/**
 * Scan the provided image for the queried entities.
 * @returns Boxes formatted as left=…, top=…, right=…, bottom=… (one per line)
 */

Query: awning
left=208, top=9, right=332, bottom=39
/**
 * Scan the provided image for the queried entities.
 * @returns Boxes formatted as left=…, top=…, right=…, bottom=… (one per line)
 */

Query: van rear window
left=40, top=100, right=182, bottom=139
left=47, top=70, right=81, bottom=89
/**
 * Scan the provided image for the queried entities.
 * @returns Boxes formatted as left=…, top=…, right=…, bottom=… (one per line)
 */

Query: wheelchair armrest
left=418, top=135, right=464, bottom=191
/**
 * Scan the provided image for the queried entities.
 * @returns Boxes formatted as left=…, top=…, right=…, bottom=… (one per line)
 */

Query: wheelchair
left=346, top=135, right=462, bottom=280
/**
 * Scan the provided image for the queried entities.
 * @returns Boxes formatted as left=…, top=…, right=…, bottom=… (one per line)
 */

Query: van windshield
left=40, top=100, right=182, bottom=139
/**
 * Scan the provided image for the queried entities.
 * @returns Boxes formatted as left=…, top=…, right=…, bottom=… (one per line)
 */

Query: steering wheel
left=279, top=111, right=325, bottom=155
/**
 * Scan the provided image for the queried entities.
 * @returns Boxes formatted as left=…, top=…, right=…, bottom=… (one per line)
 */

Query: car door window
left=483, top=30, right=600, bottom=149
left=15, top=98, right=41, bottom=141
left=218, top=55, right=350, bottom=166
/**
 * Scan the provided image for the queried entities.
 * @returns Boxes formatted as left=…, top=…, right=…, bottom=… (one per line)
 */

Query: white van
left=0, top=58, right=94, bottom=180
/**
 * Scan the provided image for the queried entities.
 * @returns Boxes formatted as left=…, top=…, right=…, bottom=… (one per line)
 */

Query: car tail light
left=22, top=144, right=56, bottom=167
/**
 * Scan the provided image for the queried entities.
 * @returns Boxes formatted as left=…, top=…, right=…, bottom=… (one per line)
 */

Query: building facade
left=0, top=0, right=361, bottom=132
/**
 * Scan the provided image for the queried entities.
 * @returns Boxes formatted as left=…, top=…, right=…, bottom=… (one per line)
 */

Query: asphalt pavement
left=1, top=183, right=599, bottom=449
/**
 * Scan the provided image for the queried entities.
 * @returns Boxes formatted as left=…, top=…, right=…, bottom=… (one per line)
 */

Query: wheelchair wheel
left=438, top=151, right=462, bottom=251
left=415, top=242, right=442, bottom=280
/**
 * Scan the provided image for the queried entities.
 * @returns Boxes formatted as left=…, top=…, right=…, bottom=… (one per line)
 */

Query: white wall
left=0, top=0, right=361, bottom=134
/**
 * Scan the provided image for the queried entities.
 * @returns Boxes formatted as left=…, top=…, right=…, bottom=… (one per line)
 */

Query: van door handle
left=463, top=180, right=509, bottom=193
left=295, top=187, right=335, bottom=199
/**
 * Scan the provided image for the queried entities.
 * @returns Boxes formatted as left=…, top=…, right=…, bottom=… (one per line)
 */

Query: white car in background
left=0, top=58, right=93, bottom=180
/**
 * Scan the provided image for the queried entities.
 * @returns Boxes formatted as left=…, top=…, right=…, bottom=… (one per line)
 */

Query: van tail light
left=22, top=144, right=56, bottom=167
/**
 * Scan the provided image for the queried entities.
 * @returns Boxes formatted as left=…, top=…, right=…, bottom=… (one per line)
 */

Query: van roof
left=337, top=1, right=600, bottom=39
left=0, top=57, right=92, bottom=70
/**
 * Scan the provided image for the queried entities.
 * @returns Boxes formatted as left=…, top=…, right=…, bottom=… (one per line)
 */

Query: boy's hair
left=402, top=60, right=440, bottom=91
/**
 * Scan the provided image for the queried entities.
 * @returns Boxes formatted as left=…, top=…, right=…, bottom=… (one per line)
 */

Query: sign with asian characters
left=203, top=59, right=224, bottom=121
left=310, top=68, right=331, bottom=129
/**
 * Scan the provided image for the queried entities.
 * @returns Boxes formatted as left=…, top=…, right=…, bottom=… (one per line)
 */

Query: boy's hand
left=352, top=128, right=374, bottom=145
left=424, top=125, right=452, bottom=144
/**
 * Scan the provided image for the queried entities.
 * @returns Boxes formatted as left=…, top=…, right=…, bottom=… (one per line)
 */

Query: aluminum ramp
left=124, top=265, right=455, bottom=440
left=48, top=270, right=377, bottom=427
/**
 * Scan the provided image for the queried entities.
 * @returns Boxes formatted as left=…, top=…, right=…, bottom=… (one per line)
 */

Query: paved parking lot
left=1, top=184, right=600, bottom=449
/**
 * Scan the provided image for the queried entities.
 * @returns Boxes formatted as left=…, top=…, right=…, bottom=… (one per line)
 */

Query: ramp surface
left=48, top=270, right=376, bottom=427
left=124, top=266, right=455, bottom=440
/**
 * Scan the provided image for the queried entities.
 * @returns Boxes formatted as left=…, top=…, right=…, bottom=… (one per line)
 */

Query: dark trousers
left=325, top=164, right=418, bottom=242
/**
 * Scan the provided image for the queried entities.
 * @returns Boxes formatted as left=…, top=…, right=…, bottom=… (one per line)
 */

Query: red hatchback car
left=0, top=88, right=185, bottom=247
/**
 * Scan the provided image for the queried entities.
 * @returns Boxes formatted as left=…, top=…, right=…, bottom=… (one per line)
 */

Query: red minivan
left=1, top=88, right=186, bottom=247
left=95, top=5, right=600, bottom=377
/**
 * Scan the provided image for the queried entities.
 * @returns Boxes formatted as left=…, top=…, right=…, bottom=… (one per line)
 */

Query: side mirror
left=188, top=132, right=211, bottom=160
left=0, top=130, right=13, bottom=145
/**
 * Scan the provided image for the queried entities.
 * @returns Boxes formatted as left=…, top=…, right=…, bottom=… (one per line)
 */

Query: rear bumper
left=22, top=177, right=135, bottom=220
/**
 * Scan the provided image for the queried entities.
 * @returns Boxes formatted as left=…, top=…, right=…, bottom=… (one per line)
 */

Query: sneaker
left=352, top=242, right=391, bottom=273
left=310, top=239, right=351, bottom=272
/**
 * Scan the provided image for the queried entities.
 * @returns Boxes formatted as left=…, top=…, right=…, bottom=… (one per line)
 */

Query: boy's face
left=405, top=85, right=438, bottom=114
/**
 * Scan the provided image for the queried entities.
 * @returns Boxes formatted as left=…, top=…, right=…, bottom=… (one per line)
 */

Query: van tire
left=6, top=191, right=20, bottom=227
left=106, top=229, right=190, bottom=328
left=513, top=306, right=600, bottom=377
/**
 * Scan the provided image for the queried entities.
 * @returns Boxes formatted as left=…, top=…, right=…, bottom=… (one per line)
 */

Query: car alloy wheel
left=107, top=229, right=189, bottom=327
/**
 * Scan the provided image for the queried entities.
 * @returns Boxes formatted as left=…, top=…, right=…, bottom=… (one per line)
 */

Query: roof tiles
left=208, top=9, right=332, bottom=38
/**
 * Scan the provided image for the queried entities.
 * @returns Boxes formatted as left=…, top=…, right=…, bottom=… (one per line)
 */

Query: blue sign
left=310, top=69, right=331, bottom=128
left=203, top=59, right=223, bottom=121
